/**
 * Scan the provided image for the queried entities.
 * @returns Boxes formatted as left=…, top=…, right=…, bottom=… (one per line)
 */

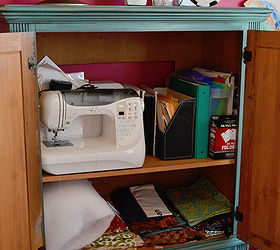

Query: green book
left=169, top=77, right=210, bottom=159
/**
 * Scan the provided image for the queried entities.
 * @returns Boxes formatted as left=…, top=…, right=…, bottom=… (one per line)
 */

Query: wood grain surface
left=0, top=32, right=43, bottom=250
left=21, top=33, right=43, bottom=249
left=238, top=30, right=280, bottom=250
left=0, top=33, right=31, bottom=250
left=37, top=32, right=204, bottom=72
left=42, top=156, right=235, bottom=183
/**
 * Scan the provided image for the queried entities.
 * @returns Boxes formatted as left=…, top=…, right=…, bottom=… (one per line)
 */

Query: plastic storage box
left=210, top=86, right=234, bottom=117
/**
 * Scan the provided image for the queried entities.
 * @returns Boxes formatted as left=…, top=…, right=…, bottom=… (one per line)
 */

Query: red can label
left=209, top=115, right=237, bottom=159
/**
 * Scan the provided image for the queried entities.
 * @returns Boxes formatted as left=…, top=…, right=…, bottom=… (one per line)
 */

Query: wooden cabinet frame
left=1, top=5, right=279, bottom=250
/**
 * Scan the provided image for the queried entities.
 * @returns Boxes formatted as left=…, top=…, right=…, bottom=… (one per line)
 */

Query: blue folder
left=169, top=77, right=210, bottom=159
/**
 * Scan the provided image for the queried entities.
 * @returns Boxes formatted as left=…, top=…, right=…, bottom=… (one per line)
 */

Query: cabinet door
left=238, top=30, right=280, bottom=250
left=0, top=33, right=43, bottom=249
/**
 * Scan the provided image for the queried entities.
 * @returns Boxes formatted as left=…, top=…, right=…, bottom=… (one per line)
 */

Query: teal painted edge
left=233, top=27, right=249, bottom=238
left=25, top=22, right=253, bottom=33
left=165, top=237, right=247, bottom=249
left=0, top=5, right=272, bottom=32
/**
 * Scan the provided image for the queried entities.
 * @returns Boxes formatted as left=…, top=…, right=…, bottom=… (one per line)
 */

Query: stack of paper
left=156, top=93, right=179, bottom=132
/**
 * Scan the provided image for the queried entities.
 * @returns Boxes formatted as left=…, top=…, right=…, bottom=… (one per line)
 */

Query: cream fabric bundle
left=43, top=179, right=114, bottom=250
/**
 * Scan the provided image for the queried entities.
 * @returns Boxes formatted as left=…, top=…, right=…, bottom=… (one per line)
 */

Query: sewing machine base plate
left=43, top=140, right=74, bottom=147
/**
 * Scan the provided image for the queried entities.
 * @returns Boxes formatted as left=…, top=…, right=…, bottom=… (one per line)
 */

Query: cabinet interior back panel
left=37, top=31, right=243, bottom=84
left=36, top=32, right=204, bottom=72
left=91, top=168, right=201, bottom=196
left=91, top=164, right=235, bottom=202
left=200, top=164, right=236, bottom=203
left=202, top=31, right=243, bottom=82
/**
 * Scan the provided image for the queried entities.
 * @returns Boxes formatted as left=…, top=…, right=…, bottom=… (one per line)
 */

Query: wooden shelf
left=42, top=156, right=235, bottom=183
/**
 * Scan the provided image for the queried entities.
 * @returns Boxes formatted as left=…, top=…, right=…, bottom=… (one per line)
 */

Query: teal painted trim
left=33, top=22, right=251, bottom=32
left=9, top=23, right=32, bottom=32
left=249, top=21, right=273, bottom=30
left=164, top=237, right=247, bottom=249
left=233, top=28, right=248, bottom=238
left=1, top=5, right=272, bottom=33
left=249, top=21, right=261, bottom=30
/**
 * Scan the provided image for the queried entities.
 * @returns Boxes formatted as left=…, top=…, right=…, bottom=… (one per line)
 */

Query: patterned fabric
left=105, top=215, right=128, bottom=234
left=166, top=177, right=232, bottom=226
left=142, top=227, right=204, bottom=246
left=128, top=216, right=178, bottom=234
left=127, top=215, right=204, bottom=246
left=84, top=230, right=144, bottom=249
left=193, top=213, right=233, bottom=237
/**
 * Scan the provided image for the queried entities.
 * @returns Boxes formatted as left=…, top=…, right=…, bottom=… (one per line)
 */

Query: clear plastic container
left=210, top=87, right=233, bottom=117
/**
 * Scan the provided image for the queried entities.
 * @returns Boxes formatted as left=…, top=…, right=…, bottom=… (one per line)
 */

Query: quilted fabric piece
left=166, top=177, right=232, bottom=226
left=84, top=230, right=144, bottom=249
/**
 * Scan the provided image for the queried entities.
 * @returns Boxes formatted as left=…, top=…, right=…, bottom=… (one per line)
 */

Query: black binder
left=141, top=86, right=157, bottom=156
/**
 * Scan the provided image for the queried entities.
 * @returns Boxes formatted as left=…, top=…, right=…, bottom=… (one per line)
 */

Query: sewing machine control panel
left=117, top=100, right=141, bottom=147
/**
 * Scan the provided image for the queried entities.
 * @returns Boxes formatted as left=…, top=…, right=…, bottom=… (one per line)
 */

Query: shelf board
left=42, top=156, right=235, bottom=183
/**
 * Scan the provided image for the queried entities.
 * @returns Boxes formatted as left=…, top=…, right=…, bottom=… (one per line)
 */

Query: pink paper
left=60, top=61, right=174, bottom=88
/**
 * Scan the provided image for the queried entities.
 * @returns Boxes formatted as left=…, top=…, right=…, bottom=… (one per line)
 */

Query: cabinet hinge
left=28, top=56, right=36, bottom=70
left=235, top=206, right=243, bottom=222
left=243, top=47, right=252, bottom=63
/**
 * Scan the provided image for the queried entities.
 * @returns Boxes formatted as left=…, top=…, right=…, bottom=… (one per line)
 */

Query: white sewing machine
left=39, top=89, right=145, bottom=175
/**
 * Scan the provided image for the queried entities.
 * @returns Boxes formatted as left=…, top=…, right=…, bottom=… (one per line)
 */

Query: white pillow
left=43, top=179, right=114, bottom=250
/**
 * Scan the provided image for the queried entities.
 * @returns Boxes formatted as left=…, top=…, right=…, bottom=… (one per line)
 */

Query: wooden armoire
left=0, top=5, right=279, bottom=250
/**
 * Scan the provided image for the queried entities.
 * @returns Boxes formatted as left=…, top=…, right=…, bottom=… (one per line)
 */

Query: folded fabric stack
left=165, top=176, right=232, bottom=227
left=110, top=184, right=204, bottom=246
left=111, top=184, right=173, bottom=223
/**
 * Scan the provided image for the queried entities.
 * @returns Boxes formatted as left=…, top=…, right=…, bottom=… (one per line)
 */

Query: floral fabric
left=84, top=230, right=144, bottom=249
